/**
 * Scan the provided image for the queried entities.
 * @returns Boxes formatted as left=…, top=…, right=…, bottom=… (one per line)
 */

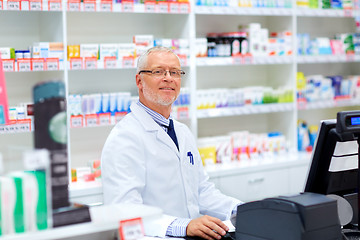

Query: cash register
left=234, top=111, right=360, bottom=240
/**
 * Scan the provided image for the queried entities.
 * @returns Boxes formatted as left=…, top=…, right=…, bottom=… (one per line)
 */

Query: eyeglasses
left=138, top=69, right=185, bottom=79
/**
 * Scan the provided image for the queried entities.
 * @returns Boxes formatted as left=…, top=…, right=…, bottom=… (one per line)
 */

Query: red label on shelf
left=68, top=0, right=80, bottom=11
left=177, top=106, right=189, bottom=119
left=121, top=0, right=133, bottom=12
left=98, top=113, right=111, bottom=126
left=115, top=112, right=127, bottom=122
left=17, top=58, right=32, bottom=72
left=297, top=98, right=307, bottom=110
left=122, top=56, right=134, bottom=68
left=84, top=0, right=96, bottom=11
left=85, top=57, right=97, bottom=69
left=29, top=0, right=42, bottom=10
left=48, top=0, right=61, bottom=10
left=31, top=58, right=45, bottom=71
left=104, top=56, right=117, bottom=69
left=8, top=0, right=21, bottom=10
left=100, top=0, right=112, bottom=11
left=179, top=2, right=190, bottom=13
left=70, top=57, right=83, bottom=70
left=118, top=217, right=144, bottom=240
left=20, top=0, right=29, bottom=10
left=144, top=0, right=156, bottom=12
left=46, top=58, right=60, bottom=70
left=178, top=54, right=187, bottom=66
left=70, top=115, right=83, bottom=128
left=16, top=119, right=32, bottom=132
left=2, top=59, right=15, bottom=72
left=0, top=0, right=3, bottom=10
left=169, top=1, right=179, bottom=13
left=157, top=1, right=168, bottom=13
left=85, top=114, right=98, bottom=127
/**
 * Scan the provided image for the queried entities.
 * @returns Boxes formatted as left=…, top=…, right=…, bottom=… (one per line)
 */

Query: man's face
left=136, top=51, right=182, bottom=108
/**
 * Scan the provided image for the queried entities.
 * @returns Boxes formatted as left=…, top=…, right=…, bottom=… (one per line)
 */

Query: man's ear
left=136, top=74, right=142, bottom=90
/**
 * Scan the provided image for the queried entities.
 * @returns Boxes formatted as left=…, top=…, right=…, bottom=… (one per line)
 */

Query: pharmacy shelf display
left=0, top=3, right=359, bottom=237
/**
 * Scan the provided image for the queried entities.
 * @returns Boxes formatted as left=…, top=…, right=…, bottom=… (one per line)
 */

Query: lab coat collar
left=130, top=103, right=181, bottom=157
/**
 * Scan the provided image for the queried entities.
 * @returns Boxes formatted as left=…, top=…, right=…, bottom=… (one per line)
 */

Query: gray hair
left=136, top=46, right=181, bottom=73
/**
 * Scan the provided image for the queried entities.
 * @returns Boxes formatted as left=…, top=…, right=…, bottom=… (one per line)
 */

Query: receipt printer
left=235, top=192, right=341, bottom=240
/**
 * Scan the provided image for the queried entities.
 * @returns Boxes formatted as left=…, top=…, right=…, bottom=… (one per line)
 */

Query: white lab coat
left=101, top=103, right=241, bottom=237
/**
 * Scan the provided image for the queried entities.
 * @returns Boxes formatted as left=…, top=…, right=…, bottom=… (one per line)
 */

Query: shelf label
left=2, top=59, right=15, bottom=72
left=85, top=114, right=98, bottom=127
left=46, top=58, right=59, bottom=70
left=177, top=107, right=189, bottom=119
left=84, top=0, right=96, bottom=11
left=70, top=115, right=83, bottom=128
left=68, top=0, right=80, bottom=11
left=178, top=54, right=187, bottom=66
left=8, top=0, right=21, bottom=10
left=344, top=8, right=352, bottom=17
left=100, top=0, right=112, bottom=11
left=16, top=119, right=32, bottom=132
left=0, top=0, right=3, bottom=10
left=157, top=1, right=168, bottom=13
left=122, top=56, right=134, bottom=68
left=98, top=113, right=111, bottom=126
left=179, top=2, right=190, bottom=13
left=232, top=56, right=243, bottom=65
left=121, top=0, right=133, bottom=12
left=144, top=0, right=156, bottom=12
left=118, top=217, right=144, bottom=240
left=29, top=0, right=42, bottom=10
left=297, top=98, right=307, bottom=110
left=70, top=57, right=83, bottom=70
left=346, top=53, right=355, bottom=62
left=18, top=59, right=31, bottom=72
left=104, top=56, right=117, bottom=69
left=85, top=57, right=97, bottom=69
left=115, top=112, right=127, bottom=122
left=48, top=0, right=61, bottom=10
left=243, top=54, right=253, bottom=64
left=21, top=0, right=29, bottom=10
left=169, top=2, right=179, bottom=13
left=32, top=58, right=45, bottom=71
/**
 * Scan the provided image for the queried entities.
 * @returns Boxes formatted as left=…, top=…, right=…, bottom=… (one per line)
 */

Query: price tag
left=297, top=98, right=307, bottom=110
left=46, top=58, right=59, bottom=70
left=16, top=119, right=32, bottom=132
left=85, top=114, right=98, bottom=127
left=84, top=0, right=96, bottom=11
left=48, top=0, right=61, bottom=10
left=21, top=0, right=29, bottom=10
left=70, top=115, right=83, bottom=128
left=122, top=56, right=134, bottom=68
left=121, top=0, right=133, bottom=12
left=346, top=53, right=355, bottom=62
left=232, top=56, right=243, bottom=65
left=85, top=57, right=97, bottom=69
left=98, top=113, right=111, bottom=125
left=144, top=0, right=156, bottom=12
left=8, top=0, right=21, bottom=10
left=178, top=54, right=187, bottom=66
left=104, top=56, right=117, bottom=69
left=32, top=58, right=45, bottom=71
left=2, top=59, right=15, bottom=72
left=118, top=217, right=144, bottom=240
left=344, top=8, right=352, bottom=17
left=100, top=0, right=112, bottom=11
left=29, top=0, right=42, bottom=10
left=68, top=0, right=80, bottom=11
left=18, top=59, right=32, bottom=72
left=169, top=2, right=179, bottom=13
left=70, top=57, right=83, bottom=70
left=157, top=1, right=168, bottom=13
left=177, top=107, right=189, bottom=119
left=243, top=54, right=253, bottom=64
left=0, top=0, right=3, bottom=9
left=179, top=2, right=189, bottom=13
left=115, top=112, right=127, bottom=122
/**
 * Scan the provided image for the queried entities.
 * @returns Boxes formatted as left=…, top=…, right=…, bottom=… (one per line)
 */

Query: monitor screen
left=304, top=119, right=359, bottom=224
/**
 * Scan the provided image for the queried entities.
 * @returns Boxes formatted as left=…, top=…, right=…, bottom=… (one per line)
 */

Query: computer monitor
left=304, top=112, right=360, bottom=226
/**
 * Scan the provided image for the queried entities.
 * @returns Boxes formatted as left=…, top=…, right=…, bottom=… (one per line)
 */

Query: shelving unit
left=1, top=0, right=360, bottom=214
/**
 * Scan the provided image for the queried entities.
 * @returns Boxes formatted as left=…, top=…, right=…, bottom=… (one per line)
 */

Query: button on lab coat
left=101, top=103, right=241, bottom=237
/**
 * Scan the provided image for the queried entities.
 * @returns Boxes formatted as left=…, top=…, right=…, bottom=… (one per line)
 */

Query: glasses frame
left=138, top=69, right=185, bottom=78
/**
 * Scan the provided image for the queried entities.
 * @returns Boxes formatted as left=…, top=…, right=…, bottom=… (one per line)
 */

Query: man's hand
left=186, top=215, right=229, bottom=240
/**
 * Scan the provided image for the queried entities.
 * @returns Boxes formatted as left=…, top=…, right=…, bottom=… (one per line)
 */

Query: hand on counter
left=186, top=215, right=229, bottom=240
